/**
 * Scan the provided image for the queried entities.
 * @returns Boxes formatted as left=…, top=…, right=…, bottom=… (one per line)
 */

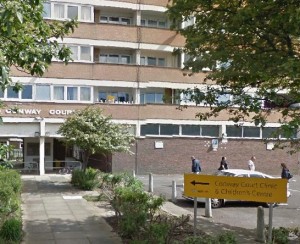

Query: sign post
left=184, top=174, right=287, bottom=239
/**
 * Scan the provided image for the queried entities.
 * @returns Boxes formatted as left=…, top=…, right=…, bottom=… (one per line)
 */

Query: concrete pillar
left=205, top=198, right=212, bottom=218
left=39, top=136, right=45, bottom=175
left=148, top=173, right=153, bottom=193
left=172, top=180, right=177, bottom=203
left=256, top=206, right=266, bottom=243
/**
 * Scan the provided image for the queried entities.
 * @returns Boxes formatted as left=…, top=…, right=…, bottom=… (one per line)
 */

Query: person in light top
left=248, top=156, right=256, bottom=171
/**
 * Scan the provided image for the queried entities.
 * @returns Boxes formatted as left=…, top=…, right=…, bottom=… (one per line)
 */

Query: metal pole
left=148, top=173, right=153, bottom=193
left=268, top=203, right=273, bottom=243
left=172, top=180, right=177, bottom=203
left=193, top=197, right=197, bottom=236
left=205, top=198, right=212, bottom=218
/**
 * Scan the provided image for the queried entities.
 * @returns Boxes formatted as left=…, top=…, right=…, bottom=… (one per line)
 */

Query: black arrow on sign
left=191, top=180, right=210, bottom=186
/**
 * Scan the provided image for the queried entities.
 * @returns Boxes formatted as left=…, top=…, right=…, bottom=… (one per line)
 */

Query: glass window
left=67, top=87, right=78, bottom=100
left=107, top=54, right=119, bottom=63
left=7, top=86, right=19, bottom=98
left=121, top=18, right=130, bottom=25
left=158, top=21, right=166, bottom=28
left=141, top=19, right=146, bottom=26
left=120, top=55, right=130, bottom=64
left=201, top=125, right=220, bottom=137
left=98, top=92, right=106, bottom=102
left=42, top=2, right=51, bottom=18
left=262, top=127, right=278, bottom=139
left=243, top=126, right=260, bottom=138
left=148, top=20, right=157, bottom=27
left=117, top=92, right=129, bottom=102
left=160, top=124, right=179, bottom=135
left=140, top=57, right=146, bottom=65
left=69, top=45, right=78, bottom=60
left=182, top=125, right=200, bottom=136
left=217, top=94, right=231, bottom=104
left=226, top=125, right=242, bottom=137
left=54, top=86, right=64, bottom=100
left=80, top=87, right=91, bottom=101
left=54, top=4, right=65, bottom=19
left=155, top=93, right=164, bottom=103
left=67, top=6, right=78, bottom=19
left=109, top=17, right=119, bottom=23
left=158, top=58, right=165, bottom=67
left=80, top=46, right=91, bottom=61
left=147, top=57, right=156, bottom=66
left=141, top=124, right=159, bottom=136
left=81, top=6, right=91, bottom=21
left=100, top=16, right=108, bottom=23
left=27, top=143, right=51, bottom=156
left=99, top=54, right=107, bottom=63
left=36, top=85, right=50, bottom=100
left=21, top=85, right=32, bottom=99
left=145, top=93, right=155, bottom=103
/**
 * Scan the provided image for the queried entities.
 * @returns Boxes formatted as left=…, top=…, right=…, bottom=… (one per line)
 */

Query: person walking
left=248, top=156, right=256, bottom=171
left=281, top=163, right=292, bottom=197
left=191, top=156, right=201, bottom=174
left=218, top=156, right=228, bottom=170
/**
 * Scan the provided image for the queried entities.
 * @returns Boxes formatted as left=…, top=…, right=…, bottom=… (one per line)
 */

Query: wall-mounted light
left=34, top=132, right=40, bottom=137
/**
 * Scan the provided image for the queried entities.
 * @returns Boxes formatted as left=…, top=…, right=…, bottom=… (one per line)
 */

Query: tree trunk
left=81, top=151, right=90, bottom=171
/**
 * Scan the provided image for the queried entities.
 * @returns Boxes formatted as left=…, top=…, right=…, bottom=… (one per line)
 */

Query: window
left=147, top=57, right=156, bottom=66
left=243, top=126, right=260, bottom=138
left=80, top=46, right=91, bottom=61
left=54, top=4, right=65, bottom=19
left=42, top=2, right=51, bottom=18
left=148, top=20, right=158, bottom=27
left=67, top=6, right=78, bottom=19
left=100, top=16, right=131, bottom=25
left=80, top=87, right=91, bottom=101
left=140, top=18, right=168, bottom=28
left=100, top=54, right=131, bottom=64
left=141, top=124, right=159, bottom=136
left=67, top=87, right=78, bottom=100
left=201, top=125, right=220, bottom=137
left=36, top=85, right=50, bottom=100
left=140, top=92, right=164, bottom=104
left=7, top=86, right=18, bottom=99
left=120, top=55, right=130, bottom=64
left=21, top=85, right=32, bottom=99
left=98, top=92, right=107, bottom=102
left=107, top=54, right=119, bottom=63
left=182, top=125, right=200, bottom=136
left=54, top=86, right=64, bottom=100
left=262, top=127, right=278, bottom=139
left=226, top=125, right=242, bottom=137
left=81, top=6, right=92, bottom=21
left=160, top=124, right=179, bottom=135
left=158, top=58, right=165, bottom=67
left=27, top=143, right=51, bottom=156
left=69, top=45, right=78, bottom=60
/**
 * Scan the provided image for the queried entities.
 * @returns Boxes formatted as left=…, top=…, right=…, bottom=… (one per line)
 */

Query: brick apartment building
left=0, top=0, right=298, bottom=175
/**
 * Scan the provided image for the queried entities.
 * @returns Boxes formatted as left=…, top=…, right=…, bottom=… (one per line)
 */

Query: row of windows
left=140, top=124, right=290, bottom=139
left=0, top=85, right=91, bottom=102
left=43, top=2, right=92, bottom=21
left=99, top=16, right=168, bottom=28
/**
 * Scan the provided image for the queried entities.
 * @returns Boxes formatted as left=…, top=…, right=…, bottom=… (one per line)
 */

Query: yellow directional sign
left=184, top=174, right=287, bottom=203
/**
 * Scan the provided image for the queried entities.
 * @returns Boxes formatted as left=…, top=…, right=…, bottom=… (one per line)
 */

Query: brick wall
left=112, top=138, right=299, bottom=176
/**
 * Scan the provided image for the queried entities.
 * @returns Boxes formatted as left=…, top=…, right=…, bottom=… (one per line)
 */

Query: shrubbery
left=0, top=168, right=22, bottom=243
left=71, top=167, right=100, bottom=190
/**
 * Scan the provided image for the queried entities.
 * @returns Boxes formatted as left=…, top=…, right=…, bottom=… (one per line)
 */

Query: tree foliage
left=58, top=107, right=135, bottom=171
left=168, top=0, right=300, bottom=151
left=0, top=0, right=77, bottom=91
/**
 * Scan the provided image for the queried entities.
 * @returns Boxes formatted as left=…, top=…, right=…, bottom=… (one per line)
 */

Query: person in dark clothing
left=281, top=163, right=292, bottom=197
left=191, top=156, right=201, bottom=174
left=218, top=156, right=228, bottom=170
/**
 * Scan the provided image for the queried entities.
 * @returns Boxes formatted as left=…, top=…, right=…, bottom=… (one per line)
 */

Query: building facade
left=1, top=0, right=298, bottom=175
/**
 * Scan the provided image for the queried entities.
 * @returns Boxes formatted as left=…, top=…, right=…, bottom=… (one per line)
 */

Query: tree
left=58, top=107, right=135, bottom=171
left=0, top=0, right=77, bottom=93
left=168, top=1, right=300, bottom=151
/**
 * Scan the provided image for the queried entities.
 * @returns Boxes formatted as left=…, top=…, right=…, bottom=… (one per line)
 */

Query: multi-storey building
left=1, top=0, right=298, bottom=175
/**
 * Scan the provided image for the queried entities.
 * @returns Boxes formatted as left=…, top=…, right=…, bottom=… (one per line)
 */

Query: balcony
left=1, top=101, right=284, bottom=123
left=68, top=22, right=185, bottom=47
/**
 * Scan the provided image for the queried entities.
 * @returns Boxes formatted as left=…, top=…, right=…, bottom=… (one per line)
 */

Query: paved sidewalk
left=21, top=174, right=122, bottom=244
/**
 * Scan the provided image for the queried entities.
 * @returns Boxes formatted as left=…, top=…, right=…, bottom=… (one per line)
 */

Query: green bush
left=183, top=231, right=237, bottom=244
left=0, top=170, right=22, bottom=193
left=0, top=218, right=22, bottom=242
left=71, top=168, right=100, bottom=190
left=272, top=227, right=289, bottom=244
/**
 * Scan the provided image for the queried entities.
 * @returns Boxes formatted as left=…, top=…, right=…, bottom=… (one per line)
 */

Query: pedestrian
left=191, top=156, right=201, bottom=174
left=218, top=156, right=228, bottom=170
left=248, top=156, right=256, bottom=171
left=281, top=163, right=292, bottom=197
